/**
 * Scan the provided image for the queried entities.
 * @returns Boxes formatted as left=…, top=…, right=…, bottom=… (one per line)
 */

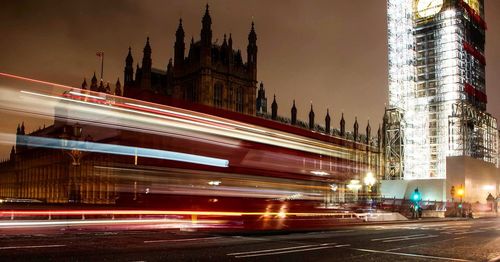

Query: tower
left=353, top=117, right=359, bottom=142
left=90, top=73, right=98, bottom=91
left=247, top=21, right=258, bottom=82
left=271, top=95, right=278, bottom=120
left=256, top=82, right=267, bottom=114
left=115, top=78, right=122, bottom=96
left=124, top=47, right=134, bottom=86
left=387, top=0, right=497, bottom=179
left=140, top=37, right=152, bottom=89
left=366, top=120, right=371, bottom=144
left=325, top=109, right=331, bottom=134
left=200, top=4, right=212, bottom=67
left=308, top=104, right=315, bottom=130
left=174, top=19, right=185, bottom=70
left=291, top=100, right=297, bottom=125
left=340, top=113, right=345, bottom=137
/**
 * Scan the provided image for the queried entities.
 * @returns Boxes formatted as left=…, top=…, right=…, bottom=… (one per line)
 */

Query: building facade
left=122, top=5, right=258, bottom=115
left=0, top=4, right=384, bottom=206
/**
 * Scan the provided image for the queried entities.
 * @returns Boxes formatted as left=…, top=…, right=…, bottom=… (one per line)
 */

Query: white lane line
left=453, top=237, right=466, bottom=240
left=144, top=236, right=221, bottom=243
left=227, top=244, right=317, bottom=256
left=454, top=230, right=485, bottom=235
left=382, top=235, right=439, bottom=243
left=371, top=234, right=427, bottom=241
left=350, top=248, right=472, bottom=261
left=231, top=236, right=267, bottom=241
left=0, top=244, right=66, bottom=250
left=234, top=246, right=334, bottom=258
left=332, top=230, right=355, bottom=233
left=480, top=226, right=497, bottom=230
left=334, top=244, right=351, bottom=247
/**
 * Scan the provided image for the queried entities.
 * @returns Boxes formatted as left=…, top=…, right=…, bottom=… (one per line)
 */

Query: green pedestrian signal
left=411, top=188, right=422, bottom=202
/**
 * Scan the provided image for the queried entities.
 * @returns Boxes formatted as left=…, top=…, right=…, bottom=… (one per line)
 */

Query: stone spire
left=271, top=95, right=278, bottom=120
left=291, top=100, right=297, bottom=125
left=340, top=112, right=345, bottom=137
left=308, top=104, right=315, bottom=130
left=325, top=109, right=331, bottom=134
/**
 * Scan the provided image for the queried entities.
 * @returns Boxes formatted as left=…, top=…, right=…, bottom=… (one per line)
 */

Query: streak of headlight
left=12, top=87, right=364, bottom=161
left=0, top=219, right=218, bottom=228
left=14, top=135, right=229, bottom=168
left=0, top=210, right=355, bottom=217
left=68, top=91, right=105, bottom=100
left=20, top=90, right=351, bottom=159
left=1, top=72, right=372, bottom=155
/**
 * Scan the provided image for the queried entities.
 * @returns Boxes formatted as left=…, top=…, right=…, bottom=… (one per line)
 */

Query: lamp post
left=457, top=184, right=464, bottom=217
left=364, top=172, right=376, bottom=206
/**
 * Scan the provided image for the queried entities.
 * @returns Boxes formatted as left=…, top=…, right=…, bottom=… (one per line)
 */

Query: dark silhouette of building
left=119, top=5, right=258, bottom=115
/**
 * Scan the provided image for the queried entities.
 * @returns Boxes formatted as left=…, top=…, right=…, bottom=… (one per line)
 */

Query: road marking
left=382, top=235, right=439, bottom=243
left=233, top=246, right=334, bottom=258
left=144, top=236, right=221, bottom=243
left=371, top=234, right=427, bottom=241
left=454, top=230, right=485, bottom=235
left=488, top=254, right=500, bottom=262
left=231, top=236, right=267, bottom=241
left=334, top=244, right=351, bottom=247
left=332, top=229, right=355, bottom=233
left=453, top=237, right=466, bottom=240
left=350, top=247, right=472, bottom=261
left=0, top=244, right=66, bottom=250
left=227, top=244, right=318, bottom=256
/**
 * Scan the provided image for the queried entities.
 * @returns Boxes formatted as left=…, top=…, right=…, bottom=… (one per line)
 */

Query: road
left=0, top=218, right=498, bottom=261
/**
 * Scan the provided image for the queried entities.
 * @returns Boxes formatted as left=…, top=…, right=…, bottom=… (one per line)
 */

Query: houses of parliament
left=84, top=5, right=260, bottom=115
left=0, top=5, right=381, bottom=205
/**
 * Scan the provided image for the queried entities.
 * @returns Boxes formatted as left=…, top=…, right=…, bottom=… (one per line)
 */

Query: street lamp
left=364, top=172, right=376, bottom=191
left=457, top=184, right=464, bottom=217
left=364, top=172, right=376, bottom=205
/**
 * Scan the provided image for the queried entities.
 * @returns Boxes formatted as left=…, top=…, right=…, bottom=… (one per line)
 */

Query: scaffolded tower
left=386, top=0, right=498, bottom=180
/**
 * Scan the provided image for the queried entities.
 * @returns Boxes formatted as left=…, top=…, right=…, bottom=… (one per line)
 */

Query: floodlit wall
left=446, top=156, right=499, bottom=203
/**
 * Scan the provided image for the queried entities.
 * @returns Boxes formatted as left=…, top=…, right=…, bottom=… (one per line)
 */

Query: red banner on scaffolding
left=464, top=83, right=487, bottom=103
left=463, top=42, right=486, bottom=65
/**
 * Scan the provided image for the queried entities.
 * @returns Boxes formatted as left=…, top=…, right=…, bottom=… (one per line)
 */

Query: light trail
left=0, top=209, right=357, bottom=218
left=0, top=73, right=367, bottom=161
left=10, top=134, right=229, bottom=168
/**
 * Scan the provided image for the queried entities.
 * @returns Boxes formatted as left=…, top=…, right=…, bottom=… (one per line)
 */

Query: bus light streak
left=12, top=134, right=229, bottom=168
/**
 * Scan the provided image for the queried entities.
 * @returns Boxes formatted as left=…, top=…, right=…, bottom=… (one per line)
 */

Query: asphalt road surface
left=0, top=218, right=498, bottom=261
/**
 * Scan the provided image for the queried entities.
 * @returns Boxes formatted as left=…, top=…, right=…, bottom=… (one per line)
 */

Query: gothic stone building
left=123, top=5, right=258, bottom=115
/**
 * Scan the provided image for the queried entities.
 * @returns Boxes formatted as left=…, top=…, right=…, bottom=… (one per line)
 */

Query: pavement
left=0, top=217, right=498, bottom=261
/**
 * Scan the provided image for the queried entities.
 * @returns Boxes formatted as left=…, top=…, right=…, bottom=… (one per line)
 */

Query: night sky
left=1, top=0, right=499, bottom=157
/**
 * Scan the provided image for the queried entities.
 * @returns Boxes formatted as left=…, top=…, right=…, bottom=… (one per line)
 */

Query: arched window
left=213, top=82, right=223, bottom=107
left=236, top=87, right=244, bottom=112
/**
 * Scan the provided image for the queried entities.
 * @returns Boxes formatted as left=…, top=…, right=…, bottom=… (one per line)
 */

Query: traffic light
left=411, top=188, right=422, bottom=202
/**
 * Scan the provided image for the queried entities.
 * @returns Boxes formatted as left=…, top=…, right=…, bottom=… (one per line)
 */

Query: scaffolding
left=384, top=108, right=404, bottom=180
left=448, top=101, right=498, bottom=166
left=386, top=0, right=498, bottom=179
